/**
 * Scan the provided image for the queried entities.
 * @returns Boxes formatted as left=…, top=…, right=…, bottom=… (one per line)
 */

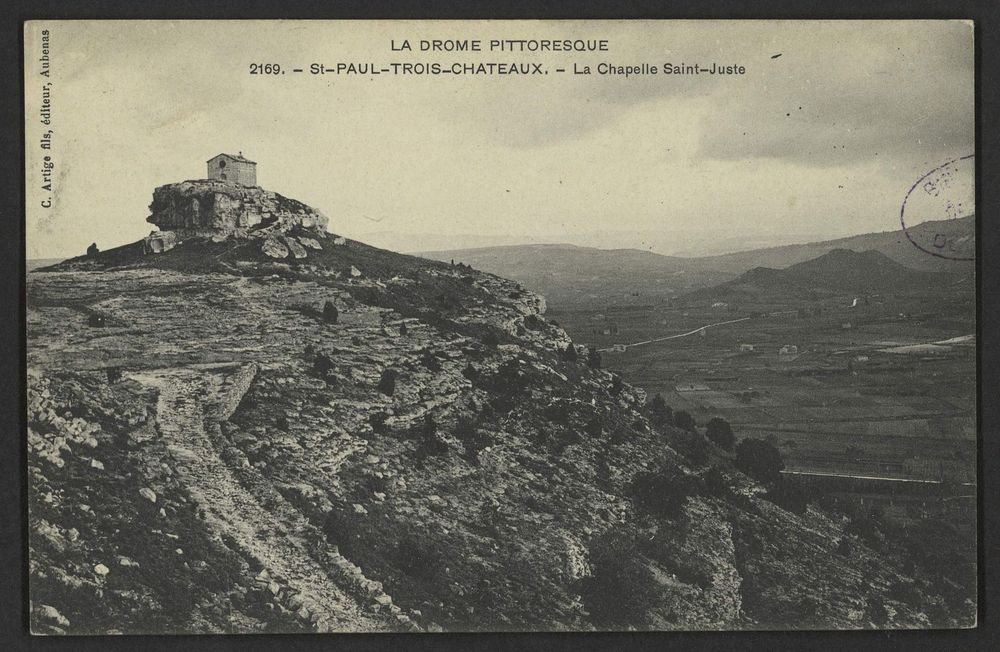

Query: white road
left=599, top=317, right=751, bottom=352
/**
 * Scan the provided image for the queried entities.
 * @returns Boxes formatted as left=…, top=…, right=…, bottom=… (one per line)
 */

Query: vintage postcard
left=24, top=20, right=975, bottom=633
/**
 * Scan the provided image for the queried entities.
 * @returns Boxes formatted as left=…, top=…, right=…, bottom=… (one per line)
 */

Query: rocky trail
left=128, top=366, right=396, bottom=633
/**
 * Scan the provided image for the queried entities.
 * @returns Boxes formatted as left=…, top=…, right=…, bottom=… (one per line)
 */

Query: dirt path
left=129, top=367, right=387, bottom=633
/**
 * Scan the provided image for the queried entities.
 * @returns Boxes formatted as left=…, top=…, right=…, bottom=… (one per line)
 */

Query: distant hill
left=418, top=243, right=733, bottom=305
left=702, top=216, right=974, bottom=274
left=420, top=216, right=974, bottom=305
left=729, top=249, right=962, bottom=294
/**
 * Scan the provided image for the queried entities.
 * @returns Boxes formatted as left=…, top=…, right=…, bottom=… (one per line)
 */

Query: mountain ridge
left=418, top=216, right=974, bottom=304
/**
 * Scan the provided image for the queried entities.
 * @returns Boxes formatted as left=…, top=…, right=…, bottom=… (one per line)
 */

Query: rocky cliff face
left=147, top=180, right=328, bottom=240
left=27, top=191, right=973, bottom=634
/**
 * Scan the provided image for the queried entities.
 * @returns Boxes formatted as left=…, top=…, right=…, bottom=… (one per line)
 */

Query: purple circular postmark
left=900, top=154, right=975, bottom=261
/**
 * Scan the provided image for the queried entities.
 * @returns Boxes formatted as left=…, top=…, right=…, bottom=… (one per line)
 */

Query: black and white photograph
left=23, top=19, right=977, bottom=634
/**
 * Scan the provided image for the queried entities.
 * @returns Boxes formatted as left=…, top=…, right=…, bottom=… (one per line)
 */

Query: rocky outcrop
left=147, top=179, right=328, bottom=240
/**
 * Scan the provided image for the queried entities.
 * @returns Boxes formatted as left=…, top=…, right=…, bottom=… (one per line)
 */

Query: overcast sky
left=24, top=20, right=973, bottom=259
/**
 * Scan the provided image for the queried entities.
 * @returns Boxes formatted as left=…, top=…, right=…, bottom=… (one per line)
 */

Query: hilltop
left=26, top=181, right=973, bottom=633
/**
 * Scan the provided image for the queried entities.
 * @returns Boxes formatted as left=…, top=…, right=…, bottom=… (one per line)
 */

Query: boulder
left=138, top=487, right=157, bottom=503
left=283, top=235, right=308, bottom=259
left=262, top=237, right=289, bottom=259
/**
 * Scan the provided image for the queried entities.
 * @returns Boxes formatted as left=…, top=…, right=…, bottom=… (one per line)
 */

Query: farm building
left=738, top=343, right=755, bottom=352
left=207, top=152, right=257, bottom=186
left=609, top=343, right=628, bottom=353
left=779, top=345, right=799, bottom=355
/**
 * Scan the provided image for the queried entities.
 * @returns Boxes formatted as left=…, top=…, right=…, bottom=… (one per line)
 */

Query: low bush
left=627, top=467, right=701, bottom=518
left=735, top=438, right=785, bottom=483
left=579, top=528, right=660, bottom=629
left=377, top=369, right=397, bottom=396
left=705, top=417, right=735, bottom=450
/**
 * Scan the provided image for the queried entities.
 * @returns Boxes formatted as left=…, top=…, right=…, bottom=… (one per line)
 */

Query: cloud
left=698, top=21, right=973, bottom=167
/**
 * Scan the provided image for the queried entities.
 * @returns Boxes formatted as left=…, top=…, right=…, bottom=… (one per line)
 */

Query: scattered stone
left=37, top=604, right=70, bottom=628
left=90, top=458, right=105, bottom=471
left=94, top=563, right=110, bottom=576
left=298, top=236, right=322, bottom=250
left=352, top=503, right=368, bottom=515
left=373, top=492, right=386, bottom=502
left=66, top=528, right=79, bottom=542
left=375, top=594, right=392, bottom=607
left=350, top=265, right=362, bottom=277
left=333, top=236, right=347, bottom=246
left=138, top=488, right=157, bottom=503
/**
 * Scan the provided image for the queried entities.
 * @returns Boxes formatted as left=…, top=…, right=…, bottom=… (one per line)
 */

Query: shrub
left=705, top=417, right=735, bottom=450
left=734, top=438, right=785, bottom=483
left=560, top=343, right=578, bottom=362
left=610, top=375, right=623, bottom=396
left=628, top=467, right=701, bottom=518
left=648, top=394, right=673, bottom=428
left=420, top=352, right=442, bottom=372
left=377, top=369, right=397, bottom=396
left=106, top=368, right=123, bottom=384
left=544, top=401, right=571, bottom=425
left=322, top=300, right=339, bottom=324
left=673, top=410, right=696, bottom=432
left=313, top=353, right=335, bottom=377
left=368, top=412, right=389, bottom=435
left=394, top=532, right=444, bottom=581
left=322, top=506, right=364, bottom=558
left=587, top=346, right=601, bottom=369
left=763, top=477, right=811, bottom=514
left=523, top=314, right=545, bottom=331
left=674, top=430, right=710, bottom=467
left=454, top=416, right=493, bottom=464
left=579, top=529, right=660, bottom=629
left=701, top=466, right=731, bottom=498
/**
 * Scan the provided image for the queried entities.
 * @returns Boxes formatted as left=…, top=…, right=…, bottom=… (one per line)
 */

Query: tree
left=735, top=438, right=785, bottom=483
left=587, top=346, right=601, bottom=369
left=649, top=393, right=673, bottom=428
left=705, top=417, right=735, bottom=450
left=673, top=410, right=696, bottom=432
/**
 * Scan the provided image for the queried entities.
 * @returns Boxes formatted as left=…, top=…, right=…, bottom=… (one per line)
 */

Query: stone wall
left=216, top=363, right=259, bottom=422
